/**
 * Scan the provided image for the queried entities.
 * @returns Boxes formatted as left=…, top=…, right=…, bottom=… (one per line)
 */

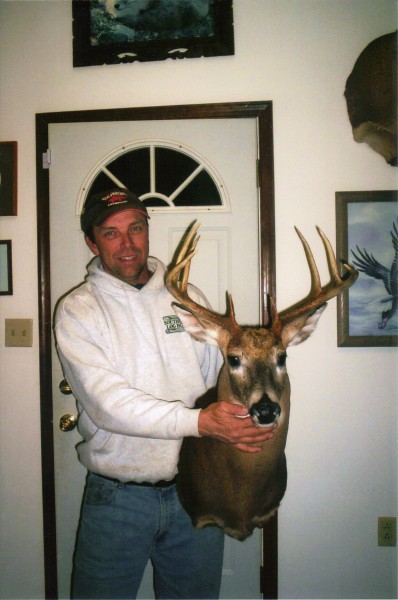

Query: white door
left=49, top=117, right=262, bottom=599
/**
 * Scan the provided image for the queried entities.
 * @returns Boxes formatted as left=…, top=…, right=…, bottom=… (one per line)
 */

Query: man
left=55, top=188, right=275, bottom=599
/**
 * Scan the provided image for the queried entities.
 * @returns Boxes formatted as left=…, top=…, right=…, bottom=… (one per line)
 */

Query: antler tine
left=280, top=227, right=358, bottom=324
left=167, top=221, right=201, bottom=295
left=180, top=229, right=200, bottom=292
left=294, top=227, right=322, bottom=296
left=167, top=248, right=197, bottom=295
left=166, top=222, right=239, bottom=330
left=316, top=226, right=346, bottom=285
left=316, top=226, right=358, bottom=286
left=173, top=220, right=200, bottom=266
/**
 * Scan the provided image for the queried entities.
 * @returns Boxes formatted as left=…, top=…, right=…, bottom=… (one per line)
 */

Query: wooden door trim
left=35, top=101, right=276, bottom=600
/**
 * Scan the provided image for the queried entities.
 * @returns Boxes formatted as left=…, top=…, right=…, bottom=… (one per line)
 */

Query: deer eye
left=277, top=352, right=287, bottom=368
left=227, top=355, right=241, bottom=368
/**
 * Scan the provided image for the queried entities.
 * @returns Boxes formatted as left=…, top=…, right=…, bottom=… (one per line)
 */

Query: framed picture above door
left=72, top=0, right=234, bottom=66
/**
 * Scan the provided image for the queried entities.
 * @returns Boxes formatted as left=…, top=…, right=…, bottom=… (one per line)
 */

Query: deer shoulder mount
left=166, top=222, right=358, bottom=541
left=344, top=30, right=397, bottom=166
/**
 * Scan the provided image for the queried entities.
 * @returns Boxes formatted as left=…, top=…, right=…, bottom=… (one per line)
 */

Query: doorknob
left=59, top=379, right=72, bottom=395
left=59, top=414, right=78, bottom=432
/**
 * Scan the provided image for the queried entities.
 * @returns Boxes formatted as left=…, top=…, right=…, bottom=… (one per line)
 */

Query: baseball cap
left=80, top=188, right=149, bottom=233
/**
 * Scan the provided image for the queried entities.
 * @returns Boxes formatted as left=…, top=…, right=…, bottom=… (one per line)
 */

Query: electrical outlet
left=378, top=517, right=396, bottom=547
left=5, top=319, right=33, bottom=347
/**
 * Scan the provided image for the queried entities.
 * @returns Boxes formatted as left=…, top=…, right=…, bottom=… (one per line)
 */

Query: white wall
left=0, top=1, right=397, bottom=598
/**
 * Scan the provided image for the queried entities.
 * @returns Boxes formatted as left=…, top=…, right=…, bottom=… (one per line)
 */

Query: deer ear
left=173, top=303, right=221, bottom=346
left=281, top=304, right=327, bottom=347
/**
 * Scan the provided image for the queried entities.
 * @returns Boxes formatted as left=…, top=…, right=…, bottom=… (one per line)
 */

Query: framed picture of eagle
left=336, top=190, right=397, bottom=347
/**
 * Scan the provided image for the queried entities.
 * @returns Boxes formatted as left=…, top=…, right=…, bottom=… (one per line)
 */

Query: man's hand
left=198, top=401, right=276, bottom=453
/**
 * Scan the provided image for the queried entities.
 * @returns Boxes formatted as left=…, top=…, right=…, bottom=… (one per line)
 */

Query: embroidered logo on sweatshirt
left=163, top=315, right=185, bottom=334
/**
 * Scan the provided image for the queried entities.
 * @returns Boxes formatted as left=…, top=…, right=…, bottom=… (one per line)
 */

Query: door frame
left=35, top=101, right=277, bottom=599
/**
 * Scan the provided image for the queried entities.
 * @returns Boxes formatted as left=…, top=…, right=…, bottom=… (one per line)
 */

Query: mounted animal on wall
left=166, top=222, right=358, bottom=541
left=344, top=30, right=397, bottom=166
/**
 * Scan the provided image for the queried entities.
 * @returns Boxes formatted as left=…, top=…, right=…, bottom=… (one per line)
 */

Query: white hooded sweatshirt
left=55, top=256, right=223, bottom=483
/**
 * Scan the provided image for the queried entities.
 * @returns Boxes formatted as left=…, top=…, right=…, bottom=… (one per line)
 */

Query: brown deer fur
left=166, top=223, right=358, bottom=540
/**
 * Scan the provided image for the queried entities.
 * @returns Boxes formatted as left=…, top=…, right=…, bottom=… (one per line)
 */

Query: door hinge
left=42, top=149, right=51, bottom=169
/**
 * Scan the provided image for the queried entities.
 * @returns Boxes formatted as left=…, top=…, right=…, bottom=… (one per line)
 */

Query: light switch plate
left=5, top=319, right=33, bottom=347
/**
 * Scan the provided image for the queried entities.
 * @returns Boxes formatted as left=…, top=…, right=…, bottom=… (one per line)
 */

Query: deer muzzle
left=249, top=395, right=281, bottom=426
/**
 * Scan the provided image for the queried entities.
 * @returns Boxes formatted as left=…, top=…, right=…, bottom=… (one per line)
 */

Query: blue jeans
left=72, top=473, right=225, bottom=599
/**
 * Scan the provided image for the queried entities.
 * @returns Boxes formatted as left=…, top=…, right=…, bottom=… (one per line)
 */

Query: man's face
left=85, top=209, right=151, bottom=286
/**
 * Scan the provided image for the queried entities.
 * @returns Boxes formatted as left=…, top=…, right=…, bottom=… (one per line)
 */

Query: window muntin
left=77, top=140, right=229, bottom=215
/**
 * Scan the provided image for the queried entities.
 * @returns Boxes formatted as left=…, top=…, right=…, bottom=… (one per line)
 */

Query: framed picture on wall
left=0, top=240, right=13, bottom=295
left=0, top=142, right=17, bottom=216
left=336, top=190, right=398, bottom=347
left=72, top=0, right=234, bottom=67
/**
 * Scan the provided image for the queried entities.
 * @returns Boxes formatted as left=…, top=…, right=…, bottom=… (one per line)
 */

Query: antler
left=279, top=227, right=358, bottom=325
left=166, top=223, right=358, bottom=336
left=165, top=221, right=237, bottom=329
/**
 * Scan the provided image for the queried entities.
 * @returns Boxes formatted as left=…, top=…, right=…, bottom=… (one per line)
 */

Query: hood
left=86, top=256, right=167, bottom=296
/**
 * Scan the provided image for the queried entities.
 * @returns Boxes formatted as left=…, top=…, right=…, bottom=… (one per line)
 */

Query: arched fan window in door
left=76, top=140, right=229, bottom=215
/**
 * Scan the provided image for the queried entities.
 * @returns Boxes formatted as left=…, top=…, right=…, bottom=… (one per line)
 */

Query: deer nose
left=249, top=395, right=281, bottom=426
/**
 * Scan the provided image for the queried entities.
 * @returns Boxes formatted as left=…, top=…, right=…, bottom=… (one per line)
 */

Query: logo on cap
left=103, top=191, right=129, bottom=207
